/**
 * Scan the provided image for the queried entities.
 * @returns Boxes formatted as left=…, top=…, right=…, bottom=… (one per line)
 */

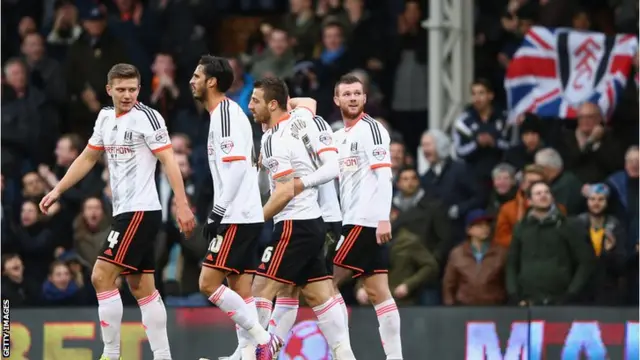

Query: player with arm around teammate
left=40, top=63, right=196, bottom=360
left=267, top=109, right=350, bottom=347
left=332, top=74, right=403, bottom=360
left=249, top=77, right=356, bottom=360
left=189, top=55, right=279, bottom=360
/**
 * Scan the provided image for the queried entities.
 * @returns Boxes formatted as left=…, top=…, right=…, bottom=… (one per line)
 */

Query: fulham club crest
left=372, top=147, right=386, bottom=161
left=220, top=140, right=234, bottom=154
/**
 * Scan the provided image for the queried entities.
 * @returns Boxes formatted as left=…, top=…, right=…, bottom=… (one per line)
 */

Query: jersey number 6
left=261, top=246, right=274, bottom=263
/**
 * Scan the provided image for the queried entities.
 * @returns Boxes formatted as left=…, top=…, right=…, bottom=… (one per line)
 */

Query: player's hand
left=39, top=189, right=61, bottom=214
left=293, top=177, right=305, bottom=195
left=393, top=284, right=409, bottom=299
left=376, top=220, right=392, bottom=244
left=176, top=203, right=195, bottom=238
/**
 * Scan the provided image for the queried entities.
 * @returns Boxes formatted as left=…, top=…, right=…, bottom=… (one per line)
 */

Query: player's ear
left=105, top=84, right=112, bottom=97
left=333, top=96, right=340, bottom=107
left=206, top=77, right=217, bottom=89
left=362, top=93, right=367, bottom=105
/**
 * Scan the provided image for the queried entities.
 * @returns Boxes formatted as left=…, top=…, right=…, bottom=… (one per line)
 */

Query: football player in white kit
left=39, top=63, right=196, bottom=360
left=332, top=74, right=403, bottom=360
left=248, top=77, right=356, bottom=360
left=189, top=55, right=279, bottom=360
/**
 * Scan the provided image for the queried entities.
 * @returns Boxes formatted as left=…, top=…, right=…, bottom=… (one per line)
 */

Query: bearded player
left=40, top=63, right=196, bottom=360
left=332, top=74, right=403, bottom=360
left=189, top=55, right=279, bottom=360
left=249, top=77, right=356, bottom=360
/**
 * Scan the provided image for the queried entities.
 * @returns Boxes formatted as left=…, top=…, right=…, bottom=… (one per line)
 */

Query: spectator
left=452, top=79, right=509, bottom=186
left=38, top=134, right=104, bottom=214
left=607, top=146, right=639, bottom=254
left=486, top=163, right=517, bottom=217
left=575, top=184, right=627, bottom=305
left=2, top=58, right=59, bottom=167
left=73, top=197, right=110, bottom=267
left=443, top=209, right=507, bottom=305
left=251, top=28, right=297, bottom=80
left=503, top=113, right=545, bottom=171
left=390, top=139, right=407, bottom=182
left=420, top=130, right=485, bottom=243
left=571, top=8, right=592, bottom=31
left=390, top=0, right=428, bottom=154
left=41, top=260, right=89, bottom=306
left=20, top=32, right=67, bottom=107
left=506, top=181, right=595, bottom=305
left=1, top=254, right=40, bottom=307
left=158, top=152, right=196, bottom=226
left=535, top=147, right=584, bottom=215
left=65, top=5, right=129, bottom=138
left=16, top=200, right=55, bottom=283
left=45, top=0, right=83, bottom=62
left=226, top=56, right=255, bottom=117
left=392, top=167, right=424, bottom=220
left=494, top=164, right=568, bottom=248
left=161, top=197, right=209, bottom=307
left=22, top=172, right=48, bottom=202
left=312, top=21, right=354, bottom=117
left=559, top=102, right=623, bottom=184
left=388, top=228, right=439, bottom=306
left=149, top=52, right=182, bottom=128
left=282, top=0, right=321, bottom=60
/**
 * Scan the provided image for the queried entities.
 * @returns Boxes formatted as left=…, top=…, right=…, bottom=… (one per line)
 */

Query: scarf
left=41, top=280, right=79, bottom=301
left=320, top=47, right=345, bottom=65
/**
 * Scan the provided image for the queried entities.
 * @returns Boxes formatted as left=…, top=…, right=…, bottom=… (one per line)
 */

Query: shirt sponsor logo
left=220, top=139, right=234, bottom=154
left=319, top=133, right=332, bottom=146
left=105, top=145, right=134, bottom=161
left=372, top=147, right=386, bottom=161
left=339, top=156, right=359, bottom=172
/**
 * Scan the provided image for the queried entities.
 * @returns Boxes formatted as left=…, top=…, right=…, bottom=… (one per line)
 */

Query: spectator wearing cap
left=575, top=184, right=627, bottom=305
left=65, top=4, right=129, bottom=138
left=503, top=113, right=545, bottom=171
left=559, top=102, right=623, bottom=184
left=452, top=79, right=510, bottom=187
left=442, top=209, right=508, bottom=305
left=535, top=147, right=584, bottom=215
left=506, top=181, right=595, bottom=305
left=494, top=165, right=568, bottom=248
left=486, top=163, right=517, bottom=217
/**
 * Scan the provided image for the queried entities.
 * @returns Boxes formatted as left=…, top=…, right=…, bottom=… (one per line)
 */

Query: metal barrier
left=5, top=306, right=638, bottom=359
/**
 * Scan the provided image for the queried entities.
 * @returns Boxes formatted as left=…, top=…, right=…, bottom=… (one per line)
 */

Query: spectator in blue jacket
left=452, top=79, right=510, bottom=188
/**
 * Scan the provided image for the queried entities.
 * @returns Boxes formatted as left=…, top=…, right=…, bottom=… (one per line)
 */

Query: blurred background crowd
left=1, top=0, right=638, bottom=309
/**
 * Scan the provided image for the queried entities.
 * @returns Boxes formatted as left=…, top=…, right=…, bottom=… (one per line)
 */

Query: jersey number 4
left=107, top=231, right=120, bottom=249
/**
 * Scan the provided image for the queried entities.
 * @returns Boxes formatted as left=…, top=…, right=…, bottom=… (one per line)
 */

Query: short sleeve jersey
left=334, top=114, right=391, bottom=227
left=260, top=108, right=323, bottom=224
left=207, top=99, right=263, bottom=224
left=87, top=103, right=170, bottom=216
left=310, top=115, right=342, bottom=223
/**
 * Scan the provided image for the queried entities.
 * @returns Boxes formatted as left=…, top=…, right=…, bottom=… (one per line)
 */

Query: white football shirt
left=207, top=98, right=263, bottom=224
left=260, top=108, right=323, bottom=224
left=310, top=115, right=342, bottom=223
left=88, top=103, right=169, bottom=216
left=334, top=114, right=392, bottom=227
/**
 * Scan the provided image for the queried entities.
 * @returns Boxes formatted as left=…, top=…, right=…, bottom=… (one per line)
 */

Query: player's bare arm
left=39, top=146, right=103, bottom=214
left=373, top=165, right=393, bottom=244
left=263, top=172, right=296, bottom=221
left=155, top=147, right=196, bottom=236
left=288, top=97, right=317, bottom=114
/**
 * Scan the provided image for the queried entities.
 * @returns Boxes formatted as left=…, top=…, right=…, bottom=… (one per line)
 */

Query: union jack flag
left=505, top=26, right=638, bottom=122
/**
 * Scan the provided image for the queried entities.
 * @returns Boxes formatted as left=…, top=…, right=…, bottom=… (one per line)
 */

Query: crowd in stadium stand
left=1, top=0, right=638, bottom=308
